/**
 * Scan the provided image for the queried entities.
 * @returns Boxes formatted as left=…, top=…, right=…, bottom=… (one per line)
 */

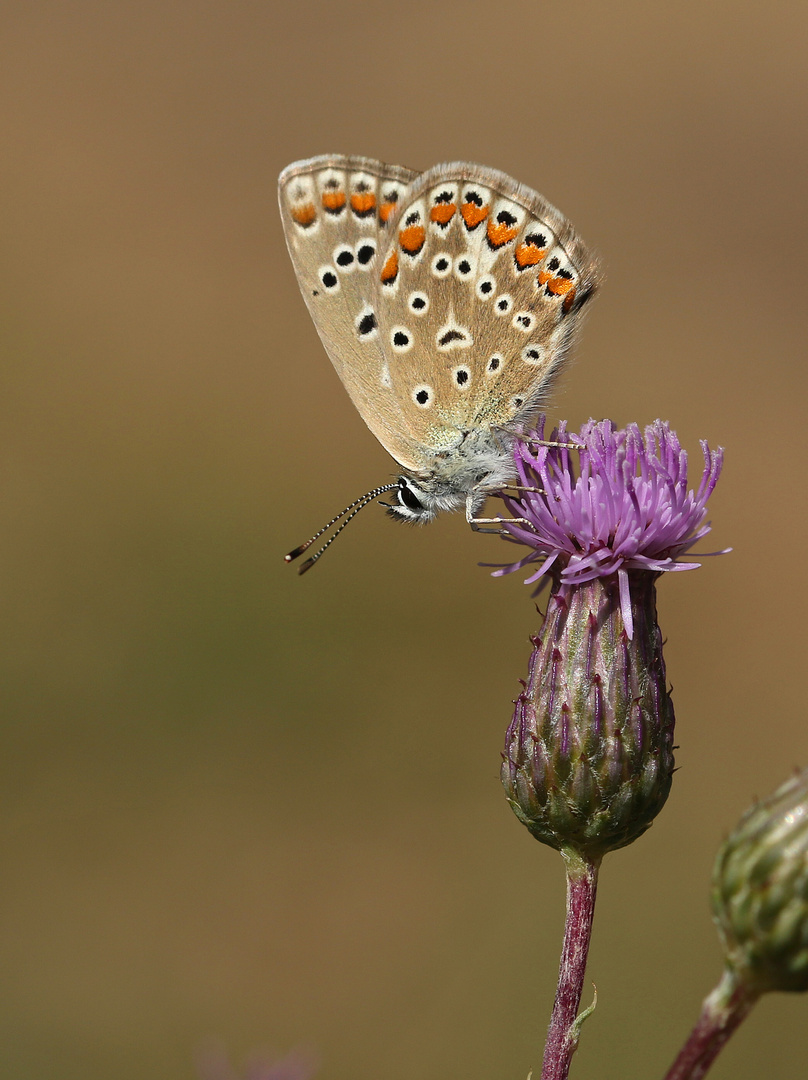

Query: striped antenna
left=284, top=483, right=399, bottom=574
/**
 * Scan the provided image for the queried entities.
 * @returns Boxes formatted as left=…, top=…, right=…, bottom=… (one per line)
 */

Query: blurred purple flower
left=196, top=1045, right=318, bottom=1080
left=492, top=417, right=725, bottom=636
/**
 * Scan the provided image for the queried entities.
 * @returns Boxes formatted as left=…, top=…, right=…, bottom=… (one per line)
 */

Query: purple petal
left=494, top=418, right=726, bottom=592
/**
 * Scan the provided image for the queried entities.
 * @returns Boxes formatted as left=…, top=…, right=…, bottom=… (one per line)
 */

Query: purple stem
left=662, top=971, right=758, bottom=1080
left=541, top=853, right=600, bottom=1080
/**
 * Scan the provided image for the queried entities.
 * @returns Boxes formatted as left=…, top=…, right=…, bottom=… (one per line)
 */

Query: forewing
left=374, top=162, right=599, bottom=450
left=278, top=155, right=425, bottom=470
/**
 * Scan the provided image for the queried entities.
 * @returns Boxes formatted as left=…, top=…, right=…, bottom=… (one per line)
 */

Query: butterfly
left=279, top=155, right=598, bottom=570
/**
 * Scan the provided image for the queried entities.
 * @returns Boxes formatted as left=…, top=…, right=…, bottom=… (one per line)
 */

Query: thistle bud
left=503, top=572, right=674, bottom=859
left=712, top=768, right=808, bottom=994
left=495, top=419, right=725, bottom=860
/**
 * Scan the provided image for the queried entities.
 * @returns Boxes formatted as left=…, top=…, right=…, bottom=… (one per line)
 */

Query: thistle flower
left=712, top=768, right=808, bottom=995
left=494, top=418, right=724, bottom=638
left=498, top=418, right=724, bottom=861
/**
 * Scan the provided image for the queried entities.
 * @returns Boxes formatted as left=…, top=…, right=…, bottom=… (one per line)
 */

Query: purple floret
left=493, top=418, right=725, bottom=636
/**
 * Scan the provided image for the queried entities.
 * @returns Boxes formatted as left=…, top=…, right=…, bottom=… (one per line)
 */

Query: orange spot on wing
left=562, top=287, right=577, bottom=313
left=351, top=192, right=376, bottom=215
left=460, top=202, right=489, bottom=229
left=379, top=201, right=397, bottom=223
left=487, top=219, right=519, bottom=248
left=291, top=203, right=316, bottom=227
left=399, top=224, right=426, bottom=255
left=547, top=276, right=574, bottom=296
left=515, top=241, right=546, bottom=268
left=381, top=250, right=399, bottom=284
left=322, top=190, right=346, bottom=213
left=537, top=269, right=552, bottom=285
left=430, top=203, right=456, bottom=225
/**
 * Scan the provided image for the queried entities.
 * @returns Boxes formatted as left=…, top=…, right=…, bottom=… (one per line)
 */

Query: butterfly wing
left=372, top=162, right=599, bottom=464
left=278, top=155, right=427, bottom=471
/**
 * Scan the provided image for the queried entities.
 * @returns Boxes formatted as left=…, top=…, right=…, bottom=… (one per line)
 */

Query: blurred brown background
left=1, top=2, right=807, bottom=1078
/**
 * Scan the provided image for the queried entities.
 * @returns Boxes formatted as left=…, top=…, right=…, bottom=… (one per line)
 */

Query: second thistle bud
left=502, top=572, right=675, bottom=860
left=712, top=768, right=808, bottom=995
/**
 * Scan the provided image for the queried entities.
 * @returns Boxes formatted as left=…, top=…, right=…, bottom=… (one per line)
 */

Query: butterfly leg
left=468, top=517, right=534, bottom=532
left=466, top=493, right=534, bottom=533
left=522, top=437, right=585, bottom=452
left=501, top=484, right=546, bottom=496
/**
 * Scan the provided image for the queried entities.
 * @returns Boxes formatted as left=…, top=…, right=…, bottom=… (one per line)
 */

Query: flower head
left=494, top=418, right=724, bottom=637
left=500, top=417, right=726, bottom=860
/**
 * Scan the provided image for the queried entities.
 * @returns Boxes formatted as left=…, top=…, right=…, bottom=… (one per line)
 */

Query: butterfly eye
left=398, top=481, right=424, bottom=512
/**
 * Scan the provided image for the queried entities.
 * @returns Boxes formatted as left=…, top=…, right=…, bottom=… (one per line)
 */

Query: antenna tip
left=284, top=540, right=313, bottom=562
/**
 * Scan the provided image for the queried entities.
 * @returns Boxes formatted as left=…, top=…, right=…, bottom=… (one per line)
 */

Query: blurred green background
left=2, top=2, right=807, bottom=1078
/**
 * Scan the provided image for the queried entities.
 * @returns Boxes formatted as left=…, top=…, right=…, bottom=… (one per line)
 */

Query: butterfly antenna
left=284, top=483, right=398, bottom=574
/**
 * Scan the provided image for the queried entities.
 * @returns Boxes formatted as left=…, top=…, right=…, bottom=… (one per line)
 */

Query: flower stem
left=662, top=970, right=759, bottom=1080
left=541, top=852, right=600, bottom=1080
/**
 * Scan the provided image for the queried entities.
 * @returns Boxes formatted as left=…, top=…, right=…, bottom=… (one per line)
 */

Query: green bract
left=712, top=769, right=808, bottom=994
left=501, top=572, right=676, bottom=860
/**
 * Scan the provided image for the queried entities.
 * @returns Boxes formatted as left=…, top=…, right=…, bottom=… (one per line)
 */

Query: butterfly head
left=386, top=476, right=442, bottom=523
left=387, top=431, right=519, bottom=523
